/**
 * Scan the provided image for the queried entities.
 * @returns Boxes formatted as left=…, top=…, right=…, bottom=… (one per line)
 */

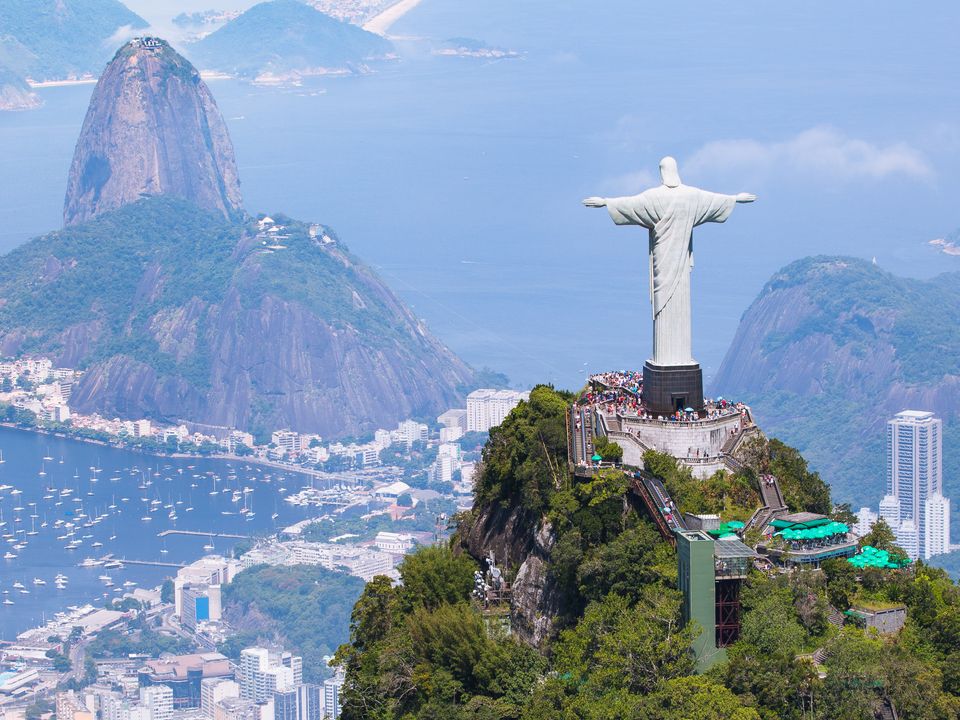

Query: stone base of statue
left=642, top=361, right=704, bottom=415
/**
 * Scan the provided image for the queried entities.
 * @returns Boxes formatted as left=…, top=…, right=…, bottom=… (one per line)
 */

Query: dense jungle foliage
left=335, top=385, right=960, bottom=719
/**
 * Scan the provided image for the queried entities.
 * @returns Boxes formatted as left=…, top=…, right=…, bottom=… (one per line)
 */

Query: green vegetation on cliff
left=220, top=564, right=364, bottom=683
left=0, top=0, right=147, bottom=80
left=713, top=255, right=960, bottom=519
left=334, top=547, right=546, bottom=719
left=0, top=196, right=472, bottom=435
left=337, top=384, right=960, bottom=719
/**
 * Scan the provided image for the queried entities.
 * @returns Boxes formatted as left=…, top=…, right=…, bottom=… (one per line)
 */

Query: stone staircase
left=828, top=606, right=845, bottom=629
left=812, top=646, right=832, bottom=666
left=746, top=474, right=789, bottom=533
left=876, top=698, right=898, bottom=720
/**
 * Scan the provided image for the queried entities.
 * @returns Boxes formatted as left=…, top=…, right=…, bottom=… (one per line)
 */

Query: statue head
left=659, top=156, right=682, bottom=188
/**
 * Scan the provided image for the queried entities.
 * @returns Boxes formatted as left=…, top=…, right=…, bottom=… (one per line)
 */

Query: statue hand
left=582, top=197, right=607, bottom=208
left=735, top=193, right=757, bottom=203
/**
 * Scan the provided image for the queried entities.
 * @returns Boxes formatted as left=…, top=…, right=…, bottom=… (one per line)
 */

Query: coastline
left=28, top=78, right=98, bottom=88
left=0, top=421, right=326, bottom=480
left=363, top=0, right=425, bottom=36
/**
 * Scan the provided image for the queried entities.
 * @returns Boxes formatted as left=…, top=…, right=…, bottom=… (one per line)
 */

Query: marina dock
left=156, top=530, right=250, bottom=540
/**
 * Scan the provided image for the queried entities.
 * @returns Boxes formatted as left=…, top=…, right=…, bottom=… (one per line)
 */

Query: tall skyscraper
left=296, top=685, right=322, bottom=720
left=323, top=674, right=344, bottom=720
left=925, top=494, right=951, bottom=559
left=886, top=410, right=942, bottom=559
left=273, top=691, right=298, bottom=720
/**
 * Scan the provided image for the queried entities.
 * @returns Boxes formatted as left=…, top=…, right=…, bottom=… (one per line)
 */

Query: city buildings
left=138, top=653, right=233, bottom=710
left=57, top=691, right=94, bottom=720
left=139, top=685, right=174, bottom=720
left=272, top=430, right=303, bottom=456
left=201, top=678, right=240, bottom=718
left=925, top=494, right=951, bottom=558
left=466, top=389, right=530, bottom=433
left=240, top=647, right=302, bottom=704
left=213, top=696, right=258, bottom=720
left=879, top=411, right=948, bottom=559
left=181, top=583, right=223, bottom=631
left=373, top=531, right=414, bottom=555
left=174, top=556, right=235, bottom=619
left=274, top=684, right=322, bottom=720
left=853, top=507, right=878, bottom=537
left=323, top=672, right=344, bottom=720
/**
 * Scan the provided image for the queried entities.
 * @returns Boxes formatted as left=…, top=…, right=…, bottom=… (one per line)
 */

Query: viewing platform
left=570, top=370, right=760, bottom=478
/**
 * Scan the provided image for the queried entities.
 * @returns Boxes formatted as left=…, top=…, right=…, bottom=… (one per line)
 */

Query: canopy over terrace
left=770, top=512, right=833, bottom=531
left=847, top=545, right=911, bottom=569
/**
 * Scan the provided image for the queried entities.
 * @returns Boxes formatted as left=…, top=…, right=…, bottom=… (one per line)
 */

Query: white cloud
left=104, top=24, right=142, bottom=48
left=684, top=126, right=933, bottom=183
left=598, top=169, right=656, bottom=195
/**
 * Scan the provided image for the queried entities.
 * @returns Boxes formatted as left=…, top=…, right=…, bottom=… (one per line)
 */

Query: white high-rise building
left=323, top=674, right=344, bottom=720
left=140, top=686, right=173, bottom=720
left=202, top=679, right=240, bottom=718
left=879, top=495, right=901, bottom=530
left=240, top=648, right=271, bottom=701
left=887, top=410, right=942, bottom=559
left=239, top=647, right=302, bottom=704
left=466, top=389, right=529, bottom=433
left=853, top=507, right=878, bottom=537
left=894, top=519, right=919, bottom=560
left=396, top=420, right=428, bottom=446
left=924, top=494, right=951, bottom=559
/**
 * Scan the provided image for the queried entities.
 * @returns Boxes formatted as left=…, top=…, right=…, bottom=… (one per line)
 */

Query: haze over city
left=0, top=2, right=959, bottom=719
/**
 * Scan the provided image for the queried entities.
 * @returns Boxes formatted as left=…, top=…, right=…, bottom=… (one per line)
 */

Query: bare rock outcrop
left=63, top=38, right=242, bottom=226
left=458, top=503, right=560, bottom=649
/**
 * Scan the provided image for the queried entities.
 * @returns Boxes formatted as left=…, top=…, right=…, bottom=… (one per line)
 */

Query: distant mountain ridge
left=0, top=0, right=147, bottom=81
left=189, top=0, right=392, bottom=80
left=714, top=255, right=960, bottom=505
left=0, top=65, right=40, bottom=111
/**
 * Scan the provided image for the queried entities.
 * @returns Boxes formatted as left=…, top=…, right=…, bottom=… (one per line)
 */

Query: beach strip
left=363, top=0, right=425, bottom=36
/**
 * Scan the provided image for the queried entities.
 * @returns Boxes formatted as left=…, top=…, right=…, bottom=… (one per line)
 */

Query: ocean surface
left=1, top=0, right=957, bottom=393
left=0, top=426, right=321, bottom=639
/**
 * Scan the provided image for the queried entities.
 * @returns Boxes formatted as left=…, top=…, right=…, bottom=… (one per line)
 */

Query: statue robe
left=606, top=184, right=736, bottom=367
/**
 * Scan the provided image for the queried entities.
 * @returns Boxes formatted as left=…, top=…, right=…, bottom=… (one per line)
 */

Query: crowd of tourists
left=578, top=370, right=749, bottom=427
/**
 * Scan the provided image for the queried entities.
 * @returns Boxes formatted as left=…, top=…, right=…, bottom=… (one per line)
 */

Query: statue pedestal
left=642, top=361, right=703, bottom=415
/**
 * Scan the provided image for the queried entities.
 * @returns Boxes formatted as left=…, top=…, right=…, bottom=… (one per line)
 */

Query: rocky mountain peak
left=63, top=37, right=243, bottom=226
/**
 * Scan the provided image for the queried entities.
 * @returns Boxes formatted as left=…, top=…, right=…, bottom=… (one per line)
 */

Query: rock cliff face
left=714, top=255, right=960, bottom=503
left=2, top=37, right=475, bottom=437
left=63, top=38, right=242, bottom=226
left=458, top=504, right=559, bottom=649
left=0, top=199, right=475, bottom=437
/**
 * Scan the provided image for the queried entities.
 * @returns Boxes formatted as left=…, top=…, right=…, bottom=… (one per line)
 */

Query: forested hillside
left=335, top=385, right=960, bottom=719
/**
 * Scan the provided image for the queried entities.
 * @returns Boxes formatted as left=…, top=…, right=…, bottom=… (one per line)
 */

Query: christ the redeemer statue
left=584, top=156, right=755, bottom=413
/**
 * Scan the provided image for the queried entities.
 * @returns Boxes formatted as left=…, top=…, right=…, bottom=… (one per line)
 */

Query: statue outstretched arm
left=582, top=196, right=607, bottom=207
left=735, top=193, right=757, bottom=203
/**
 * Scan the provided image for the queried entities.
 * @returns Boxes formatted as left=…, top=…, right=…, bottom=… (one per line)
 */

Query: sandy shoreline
left=0, top=421, right=327, bottom=480
left=364, top=0, right=425, bottom=36
left=28, top=78, right=98, bottom=88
